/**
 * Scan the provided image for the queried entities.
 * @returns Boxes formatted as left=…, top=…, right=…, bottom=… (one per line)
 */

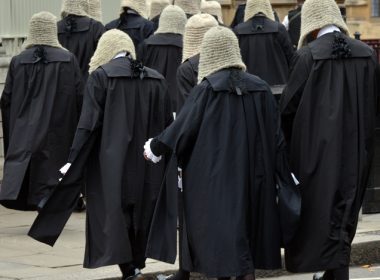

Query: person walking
left=0, top=12, right=83, bottom=211
left=280, top=0, right=379, bottom=278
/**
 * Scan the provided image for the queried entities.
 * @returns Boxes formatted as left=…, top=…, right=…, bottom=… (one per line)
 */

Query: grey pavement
left=0, top=205, right=379, bottom=280
left=260, top=265, right=380, bottom=280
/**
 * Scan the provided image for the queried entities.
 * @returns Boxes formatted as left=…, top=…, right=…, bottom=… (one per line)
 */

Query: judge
left=58, top=0, right=105, bottom=82
left=176, top=13, right=218, bottom=112
left=0, top=12, right=83, bottom=211
left=105, top=0, right=154, bottom=48
left=139, top=5, right=187, bottom=111
left=149, top=0, right=171, bottom=31
left=145, top=26, right=296, bottom=280
left=234, top=0, right=294, bottom=86
left=29, top=29, right=172, bottom=280
left=280, top=0, right=379, bottom=279
left=169, top=14, right=219, bottom=280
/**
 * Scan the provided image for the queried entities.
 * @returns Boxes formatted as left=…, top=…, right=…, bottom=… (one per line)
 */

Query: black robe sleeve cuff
left=151, top=138, right=172, bottom=157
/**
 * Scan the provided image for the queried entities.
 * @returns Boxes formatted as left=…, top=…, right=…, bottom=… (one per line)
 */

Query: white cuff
left=144, top=139, right=162, bottom=164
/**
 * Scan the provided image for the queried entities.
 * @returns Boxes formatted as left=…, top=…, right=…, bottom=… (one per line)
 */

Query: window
left=372, top=0, right=380, bottom=17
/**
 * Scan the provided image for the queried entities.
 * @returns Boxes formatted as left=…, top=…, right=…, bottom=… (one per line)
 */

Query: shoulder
left=346, top=36, right=374, bottom=56
left=91, top=18, right=105, bottom=29
left=294, top=46, right=313, bottom=61
left=51, top=47, right=76, bottom=60
left=88, top=67, right=108, bottom=84
left=233, top=20, right=250, bottom=33
left=105, top=19, right=119, bottom=30
left=177, top=60, right=195, bottom=78
left=144, top=66, right=165, bottom=80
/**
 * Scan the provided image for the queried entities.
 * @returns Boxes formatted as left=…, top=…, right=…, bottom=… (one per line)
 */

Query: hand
left=143, top=139, right=162, bottom=164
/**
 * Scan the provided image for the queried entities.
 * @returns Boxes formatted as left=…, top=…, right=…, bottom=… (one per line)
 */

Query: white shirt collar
left=317, top=25, right=341, bottom=38
left=113, top=52, right=127, bottom=59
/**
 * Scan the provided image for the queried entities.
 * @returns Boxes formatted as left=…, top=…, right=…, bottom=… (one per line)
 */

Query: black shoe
left=74, top=196, right=86, bottom=212
left=164, top=270, right=190, bottom=280
left=124, top=272, right=144, bottom=280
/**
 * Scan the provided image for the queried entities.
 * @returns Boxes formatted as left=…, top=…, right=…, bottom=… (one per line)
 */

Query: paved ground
left=260, top=265, right=380, bottom=279
left=0, top=205, right=379, bottom=280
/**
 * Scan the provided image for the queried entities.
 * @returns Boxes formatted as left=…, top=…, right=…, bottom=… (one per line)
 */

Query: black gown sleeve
left=280, top=48, right=313, bottom=143
left=150, top=83, right=208, bottom=166
left=0, top=58, right=14, bottom=156
left=68, top=70, right=106, bottom=163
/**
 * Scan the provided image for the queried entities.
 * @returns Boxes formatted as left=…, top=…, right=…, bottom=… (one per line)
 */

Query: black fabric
left=323, top=267, right=349, bottom=280
left=280, top=32, right=379, bottom=273
left=146, top=69, right=296, bottom=277
left=0, top=46, right=83, bottom=210
left=138, top=33, right=183, bottom=111
left=234, top=15, right=294, bottom=86
left=150, top=15, right=160, bottom=32
left=28, top=57, right=173, bottom=269
left=58, top=15, right=105, bottom=81
left=287, top=6, right=302, bottom=48
left=105, top=10, right=155, bottom=48
left=176, top=54, right=199, bottom=113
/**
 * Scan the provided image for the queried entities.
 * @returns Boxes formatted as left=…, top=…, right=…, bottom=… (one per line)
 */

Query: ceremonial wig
left=198, top=26, right=246, bottom=82
left=156, top=5, right=187, bottom=35
left=182, top=13, right=218, bottom=62
left=174, top=0, right=201, bottom=15
left=89, top=29, right=136, bottom=73
left=24, top=11, right=64, bottom=49
left=298, top=0, right=349, bottom=49
left=120, top=0, right=148, bottom=18
left=149, top=0, right=171, bottom=19
left=61, top=0, right=89, bottom=18
left=201, top=0, right=224, bottom=24
left=88, top=0, right=103, bottom=21
left=244, top=0, right=275, bottom=22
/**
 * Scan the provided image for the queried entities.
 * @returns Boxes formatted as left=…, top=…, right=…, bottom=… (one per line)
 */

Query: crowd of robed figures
left=0, top=0, right=378, bottom=280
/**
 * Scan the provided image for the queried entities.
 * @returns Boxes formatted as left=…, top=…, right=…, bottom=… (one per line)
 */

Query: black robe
left=0, top=46, right=83, bottom=210
left=139, top=33, right=183, bottom=111
left=28, top=57, right=173, bottom=269
left=234, top=15, right=294, bottom=86
left=176, top=54, right=199, bottom=112
left=280, top=32, right=379, bottom=272
left=146, top=69, right=297, bottom=277
left=106, top=12, right=155, bottom=49
left=287, top=6, right=302, bottom=49
left=58, top=15, right=105, bottom=81
left=150, top=15, right=160, bottom=31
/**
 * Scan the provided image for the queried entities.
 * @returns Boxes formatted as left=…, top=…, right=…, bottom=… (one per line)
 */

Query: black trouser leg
left=236, top=272, right=256, bottom=280
left=168, top=191, right=190, bottom=280
left=119, top=262, right=135, bottom=278
left=323, top=267, right=349, bottom=280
